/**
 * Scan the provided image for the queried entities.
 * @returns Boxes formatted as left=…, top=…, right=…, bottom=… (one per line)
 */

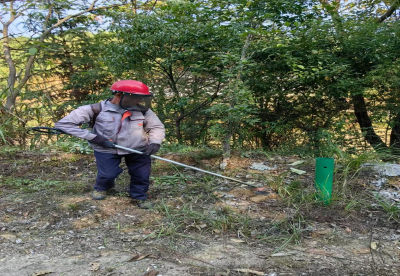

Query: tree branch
left=43, top=4, right=53, bottom=31
left=176, top=82, right=221, bottom=122
left=378, top=1, right=399, bottom=22
left=3, top=0, right=128, bottom=111
left=43, top=1, right=124, bottom=36
left=90, top=0, right=99, bottom=10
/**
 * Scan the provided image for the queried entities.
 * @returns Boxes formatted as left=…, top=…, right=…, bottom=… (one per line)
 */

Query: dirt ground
left=0, top=150, right=399, bottom=276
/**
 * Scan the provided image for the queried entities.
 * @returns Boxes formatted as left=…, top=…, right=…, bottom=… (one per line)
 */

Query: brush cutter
left=28, top=127, right=258, bottom=187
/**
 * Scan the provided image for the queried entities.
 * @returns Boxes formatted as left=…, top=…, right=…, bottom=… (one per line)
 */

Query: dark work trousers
left=93, top=151, right=152, bottom=200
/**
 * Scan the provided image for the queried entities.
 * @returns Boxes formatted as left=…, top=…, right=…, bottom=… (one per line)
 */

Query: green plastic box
left=315, top=157, right=334, bottom=205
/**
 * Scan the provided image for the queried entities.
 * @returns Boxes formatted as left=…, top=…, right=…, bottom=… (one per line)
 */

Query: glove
left=89, top=135, right=116, bottom=148
left=144, top=143, right=160, bottom=156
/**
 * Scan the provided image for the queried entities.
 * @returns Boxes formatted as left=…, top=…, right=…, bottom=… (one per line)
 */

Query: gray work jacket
left=55, top=100, right=165, bottom=155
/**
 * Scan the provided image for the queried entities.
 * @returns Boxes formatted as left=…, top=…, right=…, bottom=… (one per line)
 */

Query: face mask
left=119, top=93, right=152, bottom=112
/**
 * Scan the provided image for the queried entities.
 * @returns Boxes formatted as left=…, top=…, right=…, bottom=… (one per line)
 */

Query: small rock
left=362, top=163, right=400, bottom=177
left=290, top=168, right=306, bottom=175
left=250, top=163, right=274, bottom=171
left=1, top=234, right=17, bottom=242
left=288, top=160, right=305, bottom=166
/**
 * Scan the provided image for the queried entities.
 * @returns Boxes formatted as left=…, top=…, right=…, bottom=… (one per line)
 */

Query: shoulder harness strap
left=89, top=102, right=102, bottom=128
left=89, top=102, right=147, bottom=128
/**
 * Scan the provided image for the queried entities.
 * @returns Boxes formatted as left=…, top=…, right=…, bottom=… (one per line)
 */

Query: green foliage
left=103, top=1, right=244, bottom=145
left=46, top=30, right=114, bottom=104
left=206, top=80, right=260, bottom=148
left=55, top=139, right=93, bottom=154
left=0, top=1, right=123, bottom=147
left=3, top=0, right=400, bottom=160
left=160, top=142, right=221, bottom=157
left=59, top=140, right=93, bottom=154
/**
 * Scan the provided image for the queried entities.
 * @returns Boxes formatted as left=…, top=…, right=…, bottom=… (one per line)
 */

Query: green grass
left=1, top=177, right=89, bottom=194
left=256, top=213, right=310, bottom=253
left=148, top=171, right=312, bottom=252
left=151, top=200, right=255, bottom=239
left=151, top=173, right=218, bottom=202
left=2, top=142, right=398, bottom=257
left=273, top=217, right=308, bottom=253
left=374, top=193, right=400, bottom=222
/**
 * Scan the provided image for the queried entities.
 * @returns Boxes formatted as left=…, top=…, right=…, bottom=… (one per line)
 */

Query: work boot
left=133, top=199, right=154, bottom=209
left=91, top=190, right=107, bottom=200
left=106, top=188, right=119, bottom=195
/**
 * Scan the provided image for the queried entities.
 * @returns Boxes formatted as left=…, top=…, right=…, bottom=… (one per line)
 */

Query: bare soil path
left=0, top=151, right=399, bottom=276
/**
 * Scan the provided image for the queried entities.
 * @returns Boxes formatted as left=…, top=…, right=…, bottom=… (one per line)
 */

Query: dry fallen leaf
left=253, top=187, right=269, bottom=192
left=230, top=238, right=245, bottom=243
left=371, top=242, right=379, bottom=250
left=352, top=248, right=370, bottom=254
left=235, top=268, right=264, bottom=275
left=31, top=271, right=53, bottom=276
left=128, top=254, right=152, bottom=262
left=271, top=251, right=297, bottom=257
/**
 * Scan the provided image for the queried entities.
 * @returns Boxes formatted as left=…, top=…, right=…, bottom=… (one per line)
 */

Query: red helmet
left=110, top=80, right=152, bottom=95
left=110, top=80, right=153, bottom=112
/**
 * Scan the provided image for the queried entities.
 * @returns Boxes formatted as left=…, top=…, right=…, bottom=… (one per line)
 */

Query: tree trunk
left=173, top=89, right=219, bottom=144
left=352, top=94, right=387, bottom=150
left=390, top=113, right=400, bottom=154
left=220, top=131, right=232, bottom=170
left=175, top=118, right=182, bottom=142
left=220, top=34, right=252, bottom=170
left=2, top=22, right=18, bottom=112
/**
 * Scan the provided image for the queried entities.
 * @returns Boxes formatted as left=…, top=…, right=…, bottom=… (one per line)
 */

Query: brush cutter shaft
left=27, top=127, right=250, bottom=185
left=114, top=145, right=248, bottom=185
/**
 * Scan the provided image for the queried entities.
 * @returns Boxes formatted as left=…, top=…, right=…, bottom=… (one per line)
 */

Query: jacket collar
left=102, top=99, right=126, bottom=114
